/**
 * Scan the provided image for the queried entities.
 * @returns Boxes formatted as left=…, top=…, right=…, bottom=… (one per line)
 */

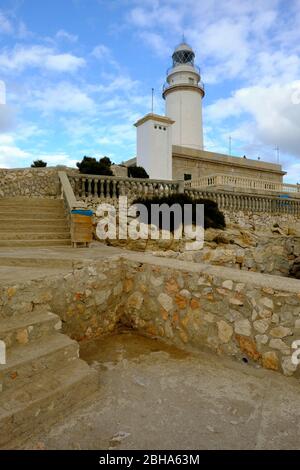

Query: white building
left=135, top=41, right=205, bottom=180
left=134, top=114, right=174, bottom=181
left=133, top=41, right=285, bottom=186
left=162, top=42, right=205, bottom=150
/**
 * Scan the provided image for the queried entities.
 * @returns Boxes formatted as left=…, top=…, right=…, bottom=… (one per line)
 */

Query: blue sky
left=0, top=0, right=299, bottom=182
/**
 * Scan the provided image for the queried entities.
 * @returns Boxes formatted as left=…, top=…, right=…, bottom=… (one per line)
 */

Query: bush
left=31, top=160, right=47, bottom=168
left=132, top=194, right=226, bottom=230
left=76, top=156, right=113, bottom=176
left=128, top=165, right=149, bottom=179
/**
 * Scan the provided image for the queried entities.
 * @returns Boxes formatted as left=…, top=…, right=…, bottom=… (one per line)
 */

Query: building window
left=163, top=127, right=166, bottom=131
left=159, top=126, right=162, bottom=130
left=184, top=174, right=192, bottom=181
left=154, top=125, right=157, bottom=129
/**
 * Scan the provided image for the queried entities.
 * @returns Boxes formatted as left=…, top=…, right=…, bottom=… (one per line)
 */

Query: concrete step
left=0, top=239, right=71, bottom=247
left=0, top=257, right=75, bottom=269
left=0, top=333, right=79, bottom=391
left=0, top=198, right=64, bottom=207
left=0, top=211, right=66, bottom=220
left=0, top=232, right=70, bottom=240
left=0, top=359, right=98, bottom=448
left=0, top=310, right=62, bottom=350
left=0, top=219, right=68, bottom=229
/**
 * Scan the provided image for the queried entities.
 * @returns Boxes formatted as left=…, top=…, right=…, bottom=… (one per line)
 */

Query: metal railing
left=162, top=81, right=205, bottom=94
left=166, top=64, right=201, bottom=76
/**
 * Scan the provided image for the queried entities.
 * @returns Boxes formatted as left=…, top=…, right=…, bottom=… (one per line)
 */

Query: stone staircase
left=0, top=198, right=71, bottom=247
left=0, top=304, right=98, bottom=448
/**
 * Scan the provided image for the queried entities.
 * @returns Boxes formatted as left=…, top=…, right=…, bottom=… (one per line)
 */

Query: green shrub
left=132, top=194, right=226, bottom=230
left=128, top=165, right=149, bottom=179
left=31, top=160, right=47, bottom=168
left=76, top=156, right=113, bottom=176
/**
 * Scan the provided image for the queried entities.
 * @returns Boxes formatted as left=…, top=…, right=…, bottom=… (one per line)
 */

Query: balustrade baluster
left=112, top=180, right=117, bottom=199
left=81, top=178, right=86, bottom=198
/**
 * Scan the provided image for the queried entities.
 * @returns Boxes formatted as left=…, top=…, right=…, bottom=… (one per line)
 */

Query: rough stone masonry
left=2, top=251, right=300, bottom=379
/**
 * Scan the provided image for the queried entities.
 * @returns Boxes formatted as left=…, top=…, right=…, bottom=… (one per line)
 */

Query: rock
left=271, top=225, right=286, bottom=235
left=222, top=280, right=233, bottom=290
left=150, top=276, right=164, bottom=287
left=234, top=319, right=252, bottom=336
left=124, top=279, right=133, bottom=293
left=253, top=319, right=270, bottom=334
left=229, top=296, right=244, bottom=306
left=165, top=278, right=179, bottom=294
left=175, top=294, right=187, bottom=309
left=290, top=257, right=300, bottom=279
left=255, top=334, right=269, bottom=345
left=158, top=293, right=173, bottom=312
left=281, top=356, right=298, bottom=376
left=225, top=310, right=243, bottom=323
left=16, top=329, right=29, bottom=345
left=260, top=298, right=274, bottom=310
left=179, top=289, right=191, bottom=299
left=236, top=335, right=261, bottom=361
left=127, top=291, right=144, bottom=310
left=190, top=298, right=200, bottom=310
left=269, top=339, right=290, bottom=354
left=262, top=351, right=279, bottom=370
left=270, top=326, right=292, bottom=338
left=217, top=320, right=233, bottom=343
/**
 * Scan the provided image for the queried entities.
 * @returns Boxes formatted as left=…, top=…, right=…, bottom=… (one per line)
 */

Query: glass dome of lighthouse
left=172, top=42, right=195, bottom=67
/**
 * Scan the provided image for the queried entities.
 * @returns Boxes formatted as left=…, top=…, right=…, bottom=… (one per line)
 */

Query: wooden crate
left=71, top=211, right=93, bottom=247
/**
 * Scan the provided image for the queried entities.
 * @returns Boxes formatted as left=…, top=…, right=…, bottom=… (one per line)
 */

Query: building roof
left=173, top=42, right=194, bottom=53
left=134, top=113, right=175, bottom=127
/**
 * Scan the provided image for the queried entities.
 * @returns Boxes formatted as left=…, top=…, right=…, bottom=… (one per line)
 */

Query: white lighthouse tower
left=163, top=42, right=205, bottom=150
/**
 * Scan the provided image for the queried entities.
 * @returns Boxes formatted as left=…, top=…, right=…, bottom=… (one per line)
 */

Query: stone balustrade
left=185, top=187, right=300, bottom=215
left=1, top=166, right=300, bottom=218
left=189, top=173, right=300, bottom=197
left=67, top=172, right=300, bottom=216
left=68, top=173, right=183, bottom=202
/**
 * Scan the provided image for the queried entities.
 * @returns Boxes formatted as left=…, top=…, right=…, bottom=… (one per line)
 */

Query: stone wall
left=0, top=257, right=123, bottom=342
left=123, top=254, right=300, bottom=377
left=223, top=210, right=300, bottom=232
left=172, top=146, right=284, bottom=182
left=2, top=253, right=300, bottom=378
left=0, top=168, right=61, bottom=198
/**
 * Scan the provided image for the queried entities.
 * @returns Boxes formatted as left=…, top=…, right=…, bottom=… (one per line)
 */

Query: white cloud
left=55, top=29, right=78, bottom=43
left=31, top=82, right=96, bottom=114
left=0, top=135, right=31, bottom=168
left=91, top=44, right=111, bottom=59
left=138, top=32, right=171, bottom=58
left=45, top=53, right=85, bottom=72
left=0, top=104, right=15, bottom=132
left=206, top=80, right=300, bottom=158
left=0, top=11, right=13, bottom=35
left=0, top=134, right=77, bottom=168
left=0, top=45, right=85, bottom=73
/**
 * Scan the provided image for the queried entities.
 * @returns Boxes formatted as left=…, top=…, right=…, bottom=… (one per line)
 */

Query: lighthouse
left=134, top=40, right=205, bottom=180
left=163, top=42, right=205, bottom=150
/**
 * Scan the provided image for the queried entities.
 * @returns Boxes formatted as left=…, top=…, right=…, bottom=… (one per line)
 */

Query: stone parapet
left=2, top=252, right=300, bottom=378
left=0, top=167, right=62, bottom=198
